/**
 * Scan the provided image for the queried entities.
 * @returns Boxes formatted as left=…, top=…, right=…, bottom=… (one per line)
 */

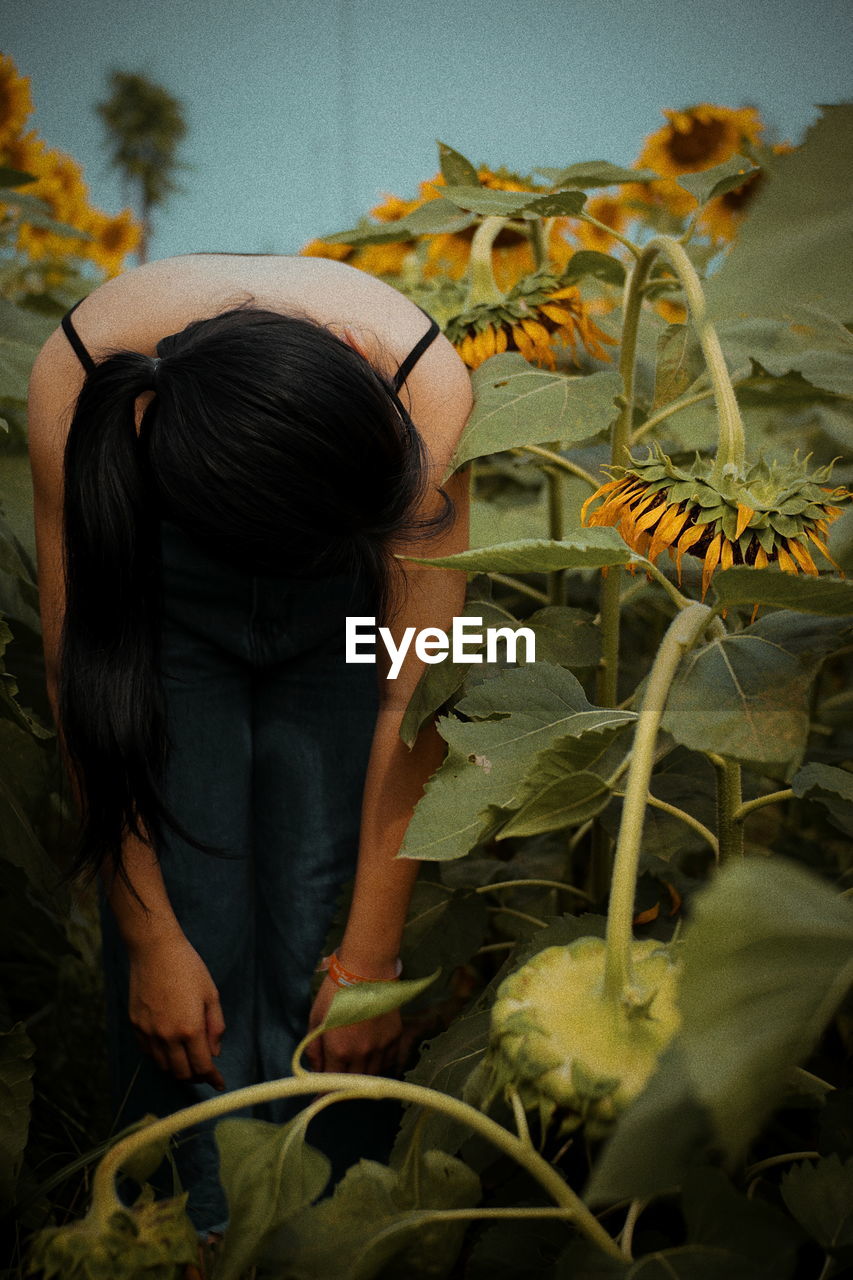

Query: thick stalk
left=546, top=464, right=564, bottom=605
left=465, top=215, right=508, bottom=309
left=603, top=603, right=712, bottom=1003
left=92, top=1073, right=621, bottom=1258
left=710, top=755, right=745, bottom=861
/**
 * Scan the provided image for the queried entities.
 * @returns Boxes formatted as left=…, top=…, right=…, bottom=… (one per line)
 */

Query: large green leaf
left=214, top=1114, right=332, bottom=1280
left=447, top=355, right=620, bottom=471
left=716, top=309, right=853, bottom=398
left=401, top=664, right=633, bottom=861
left=707, top=104, right=853, bottom=323
left=792, top=762, right=853, bottom=835
left=522, top=190, right=588, bottom=218
left=0, top=1023, right=35, bottom=1206
left=401, top=886, right=488, bottom=999
left=661, top=611, right=851, bottom=769
left=587, top=857, right=853, bottom=1203
left=712, top=567, right=853, bottom=616
left=401, top=529, right=632, bottom=575
left=675, top=155, right=759, bottom=209
left=266, top=1151, right=480, bottom=1280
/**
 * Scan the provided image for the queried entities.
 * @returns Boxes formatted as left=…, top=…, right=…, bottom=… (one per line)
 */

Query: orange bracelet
left=319, top=951, right=403, bottom=987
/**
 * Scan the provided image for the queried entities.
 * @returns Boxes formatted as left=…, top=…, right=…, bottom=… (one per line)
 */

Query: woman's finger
left=162, top=1040, right=194, bottom=1082
left=184, top=1030, right=226, bottom=1091
left=205, top=997, right=226, bottom=1058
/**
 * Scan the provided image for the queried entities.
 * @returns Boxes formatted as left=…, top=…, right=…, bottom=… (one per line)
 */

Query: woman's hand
left=128, top=933, right=227, bottom=1091
left=304, top=974, right=402, bottom=1076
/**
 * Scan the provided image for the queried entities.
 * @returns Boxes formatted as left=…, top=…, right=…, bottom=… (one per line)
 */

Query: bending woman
left=27, top=252, right=473, bottom=1233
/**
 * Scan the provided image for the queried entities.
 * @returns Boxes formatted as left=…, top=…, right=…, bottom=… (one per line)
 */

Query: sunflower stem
left=514, top=444, right=600, bottom=490
left=465, top=215, right=509, bottom=309
left=577, top=212, right=643, bottom=261
left=530, top=217, right=550, bottom=270
left=603, top=603, right=712, bottom=1004
left=546, top=464, right=565, bottom=604
left=710, top=755, right=745, bottom=861
left=92, top=1073, right=623, bottom=1258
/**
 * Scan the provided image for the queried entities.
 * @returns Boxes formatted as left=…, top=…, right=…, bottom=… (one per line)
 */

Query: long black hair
left=59, top=301, right=455, bottom=890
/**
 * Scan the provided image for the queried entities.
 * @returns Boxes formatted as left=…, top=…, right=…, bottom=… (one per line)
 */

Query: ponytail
left=60, top=352, right=188, bottom=893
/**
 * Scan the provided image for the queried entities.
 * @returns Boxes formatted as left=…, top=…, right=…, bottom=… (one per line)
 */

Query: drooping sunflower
left=446, top=269, right=618, bottom=371
left=629, top=104, right=765, bottom=220
left=0, top=54, right=33, bottom=147
left=582, top=446, right=849, bottom=598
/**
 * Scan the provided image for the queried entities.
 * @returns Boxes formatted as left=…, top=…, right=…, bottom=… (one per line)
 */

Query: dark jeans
left=100, top=520, right=385, bottom=1232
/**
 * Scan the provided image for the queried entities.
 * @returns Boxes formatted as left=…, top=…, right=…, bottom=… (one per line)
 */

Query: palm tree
left=95, top=71, right=189, bottom=263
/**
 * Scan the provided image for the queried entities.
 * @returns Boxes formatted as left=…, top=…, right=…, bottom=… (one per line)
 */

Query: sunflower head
left=446, top=270, right=617, bottom=371
left=582, top=446, right=850, bottom=598
left=0, top=54, right=33, bottom=147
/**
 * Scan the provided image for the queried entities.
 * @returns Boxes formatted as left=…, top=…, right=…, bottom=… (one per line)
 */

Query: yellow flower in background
left=629, top=104, right=765, bottom=219
left=575, top=196, right=628, bottom=253
left=698, top=141, right=793, bottom=243
left=82, top=207, right=142, bottom=278
left=299, top=237, right=352, bottom=261
left=351, top=240, right=412, bottom=277
left=0, top=54, right=33, bottom=147
left=447, top=270, right=617, bottom=371
left=582, top=447, right=849, bottom=599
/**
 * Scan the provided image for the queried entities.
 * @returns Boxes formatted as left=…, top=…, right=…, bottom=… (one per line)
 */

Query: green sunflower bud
left=481, top=937, right=681, bottom=1137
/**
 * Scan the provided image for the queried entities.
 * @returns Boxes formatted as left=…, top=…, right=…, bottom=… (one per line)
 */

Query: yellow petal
left=634, top=497, right=669, bottom=533
left=581, top=478, right=621, bottom=524
left=787, top=539, right=818, bottom=575
left=520, top=317, right=551, bottom=346
left=735, top=503, right=754, bottom=540
left=701, top=532, right=723, bottom=599
left=648, top=503, right=690, bottom=563
left=720, top=539, right=734, bottom=571
left=540, top=303, right=576, bottom=326
left=674, top=522, right=706, bottom=584
left=754, top=545, right=769, bottom=569
left=495, top=326, right=508, bottom=353
left=805, top=529, right=843, bottom=573
left=776, top=544, right=798, bottom=574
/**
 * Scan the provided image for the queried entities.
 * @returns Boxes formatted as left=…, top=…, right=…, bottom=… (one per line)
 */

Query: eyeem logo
left=346, top=616, right=536, bottom=680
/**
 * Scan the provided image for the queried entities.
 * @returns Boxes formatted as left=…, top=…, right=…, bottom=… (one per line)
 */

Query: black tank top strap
left=60, top=299, right=97, bottom=376
left=391, top=309, right=441, bottom=394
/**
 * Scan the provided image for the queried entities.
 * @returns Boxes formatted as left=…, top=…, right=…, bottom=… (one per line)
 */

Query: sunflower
left=582, top=446, right=849, bottom=599
left=82, top=207, right=142, bottom=277
left=446, top=269, right=617, bottom=371
left=629, top=104, right=765, bottom=220
left=0, top=54, right=33, bottom=147
left=698, top=141, right=793, bottom=244
left=575, top=195, right=629, bottom=253
left=299, top=237, right=352, bottom=261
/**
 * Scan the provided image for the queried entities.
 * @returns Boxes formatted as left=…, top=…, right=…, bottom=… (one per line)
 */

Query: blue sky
left=6, top=0, right=852, bottom=261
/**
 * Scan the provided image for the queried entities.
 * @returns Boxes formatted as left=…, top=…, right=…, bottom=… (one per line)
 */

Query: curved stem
left=604, top=604, right=712, bottom=1002
left=577, top=212, right=642, bottom=261
left=488, top=572, right=550, bottom=605
left=630, top=386, right=715, bottom=445
left=93, top=1073, right=622, bottom=1258
left=745, top=1150, right=819, bottom=1180
left=487, top=905, right=548, bottom=929
left=466, top=216, right=509, bottom=309
left=476, top=877, right=593, bottom=902
left=710, top=756, right=744, bottom=861
left=733, top=788, right=794, bottom=822
left=620, top=1198, right=648, bottom=1260
left=633, top=556, right=695, bottom=611
left=612, top=790, right=719, bottom=859
left=514, top=444, right=600, bottom=490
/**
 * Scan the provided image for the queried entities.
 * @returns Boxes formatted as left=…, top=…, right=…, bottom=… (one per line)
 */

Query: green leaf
left=401, top=887, right=488, bottom=1000
left=653, top=323, right=706, bottom=410
left=792, top=762, right=853, bottom=834
left=560, top=249, right=626, bottom=287
left=713, top=568, right=853, bottom=616
left=267, top=1152, right=480, bottom=1280
left=717, top=309, right=853, bottom=398
left=707, top=104, right=853, bottom=323
left=437, top=140, right=480, bottom=186
left=401, top=528, right=632, bottom=574
left=466, top=1218, right=570, bottom=1279
left=498, top=721, right=633, bottom=838
left=681, top=1167, right=802, bottom=1279
left=401, top=664, right=633, bottom=861
left=0, top=1023, right=35, bottom=1206
left=523, top=190, right=587, bottom=218
left=215, top=1113, right=331, bottom=1280
left=447, top=355, right=620, bottom=472
left=402, top=197, right=477, bottom=236
left=661, top=611, right=851, bottom=769
left=322, top=969, right=442, bottom=1031
left=587, top=857, right=853, bottom=1203
left=537, top=161, right=660, bottom=187
left=781, top=1155, right=853, bottom=1255
left=675, top=154, right=759, bottom=208
left=523, top=606, right=601, bottom=668
left=0, top=189, right=90, bottom=239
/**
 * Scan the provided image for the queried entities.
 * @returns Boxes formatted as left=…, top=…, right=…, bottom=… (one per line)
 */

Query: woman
left=27, top=252, right=473, bottom=1233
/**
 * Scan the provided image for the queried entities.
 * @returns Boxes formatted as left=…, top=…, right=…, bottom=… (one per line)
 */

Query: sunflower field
left=2, top=51, right=853, bottom=1280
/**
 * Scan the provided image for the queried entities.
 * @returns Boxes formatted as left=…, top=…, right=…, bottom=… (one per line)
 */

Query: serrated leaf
left=0, top=1023, right=35, bottom=1205
left=792, top=762, right=853, bottom=834
left=498, top=720, right=633, bottom=838
left=675, top=154, right=758, bottom=208
left=437, top=140, right=480, bottom=186
left=588, top=857, right=853, bottom=1204
left=713, top=568, right=853, bottom=616
left=447, top=355, right=619, bottom=472
left=537, top=161, right=660, bottom=187
left=400, top=528, right=632, bottom=574
left=707, top=105, right=853, bottom=322
left=781, top=1155, right=853, bottom=1254
left=661, top=611, right=851, bottom=769
left=716, top=309, right=853, bottom=398
left=401, top=664, right=631, bottom=861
